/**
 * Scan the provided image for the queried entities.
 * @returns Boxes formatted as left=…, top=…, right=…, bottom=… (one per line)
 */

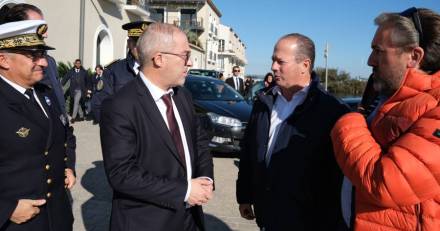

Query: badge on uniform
left=44, top=96, right=51, bottom=106
left=16, top=127, right=30, bottom=138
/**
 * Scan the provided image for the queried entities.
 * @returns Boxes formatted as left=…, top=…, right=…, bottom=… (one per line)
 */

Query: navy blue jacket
left=236, top=73, right=349, bottom=230
left=0, top=79, right=75, bottom=231
left=91, top=52, right=137, bottom=123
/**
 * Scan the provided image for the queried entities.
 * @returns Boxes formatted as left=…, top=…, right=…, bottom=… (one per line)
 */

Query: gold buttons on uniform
left=45, top=164, right=50, bottom=170
left=44, top=150, right=48, bottom=156
left=46, top=192, right=51, bottom=198
left=47, top=178, right=52, bottom=184
left=64, top=143, right=67, bottom=148
left=64, top=157, right=68, bottom=162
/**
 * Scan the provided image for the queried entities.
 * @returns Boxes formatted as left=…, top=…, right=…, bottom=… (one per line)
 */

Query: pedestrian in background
left=331, top=7, right=440, bottom=230
left=62, top=58, right=88, bottom=123
left=236, top=33, right=349, bottom=230
left=100, top=23, right=214, bottom=231
left=225, top=66, right=245, bottom=95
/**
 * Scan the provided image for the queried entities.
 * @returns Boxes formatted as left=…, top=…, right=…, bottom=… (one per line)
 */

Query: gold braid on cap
left=127, top=28, right=144, bottom=37
left=0, top=33, right=45, bottom=49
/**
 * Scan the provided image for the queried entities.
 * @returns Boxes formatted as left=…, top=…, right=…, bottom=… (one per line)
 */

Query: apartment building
left=218, top=24, right=247, bottom=78
left=147, top=0, right=246, bottom=75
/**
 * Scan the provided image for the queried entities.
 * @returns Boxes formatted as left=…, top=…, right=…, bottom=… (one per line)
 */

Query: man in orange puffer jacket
left=331, top=8, right=440, bottom=231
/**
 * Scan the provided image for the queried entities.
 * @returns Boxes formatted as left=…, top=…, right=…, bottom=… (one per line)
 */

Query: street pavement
left=70, top=120, right=259, bottom=231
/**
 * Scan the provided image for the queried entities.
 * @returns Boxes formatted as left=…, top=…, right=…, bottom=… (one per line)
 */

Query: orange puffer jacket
left=331, top=68, right=440, bottom=231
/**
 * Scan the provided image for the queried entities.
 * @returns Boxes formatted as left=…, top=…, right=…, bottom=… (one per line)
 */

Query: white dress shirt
left=139, top=72, right=193, bottom=201
left=0, top=75, right=48, bottom=118
left=133, top=62, right=140, bottom=75
left=265, top=85, right=309, bottom=166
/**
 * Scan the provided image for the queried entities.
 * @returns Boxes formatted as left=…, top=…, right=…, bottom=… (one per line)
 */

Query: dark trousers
left=184, top=209, right=199, bottom=231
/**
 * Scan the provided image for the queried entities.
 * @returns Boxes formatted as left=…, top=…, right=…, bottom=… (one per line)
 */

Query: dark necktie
left=25, top=89, right=40, bottom=108
left=162, top=93, right=186, bottom=168
left=25, top=89, right=46, bottom=117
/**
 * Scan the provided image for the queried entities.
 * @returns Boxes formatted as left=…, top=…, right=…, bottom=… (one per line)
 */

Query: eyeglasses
left=233, top=69, right=240, bottom=72
left=400, top=7, right=424, bottom=46
left=4, top=49, right=47, bottom=61
left=161, top=51, right=191, bottom=64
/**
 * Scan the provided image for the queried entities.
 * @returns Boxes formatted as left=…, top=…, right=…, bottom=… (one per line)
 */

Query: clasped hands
left=188, top=177, right=213, bottom=206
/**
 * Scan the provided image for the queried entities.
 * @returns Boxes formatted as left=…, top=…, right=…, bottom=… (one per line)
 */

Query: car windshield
left=185, top=79, right=244, bottom=101
left=188, top=70, right=218, bottom=78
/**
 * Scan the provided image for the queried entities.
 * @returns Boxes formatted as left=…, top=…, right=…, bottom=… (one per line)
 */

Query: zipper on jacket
left=415, top=203, right=422, bottom=231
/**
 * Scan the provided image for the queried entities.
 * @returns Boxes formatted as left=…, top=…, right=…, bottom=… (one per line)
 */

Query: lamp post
left=324, top=42, right=329, bottom=91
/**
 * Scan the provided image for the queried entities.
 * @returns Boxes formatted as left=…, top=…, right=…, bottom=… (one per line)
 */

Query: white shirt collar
left=272, top=84, right=310, bottom=102
left=133, top=62, right=140, bottom=75
left=0, top=74, right=29, bottom=95
left=139, top=71, right=173, bottom=102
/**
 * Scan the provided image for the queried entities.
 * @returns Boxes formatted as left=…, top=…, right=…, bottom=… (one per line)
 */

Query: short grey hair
left=279, top=33, right=315, bottom=72
left=374, top=13, right=419, bottom=50
left=136, top=23, right=180, bottom=65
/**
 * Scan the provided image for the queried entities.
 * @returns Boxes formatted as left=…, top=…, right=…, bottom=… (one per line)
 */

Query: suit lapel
left=134, top=78, right=186, bottom=168
left=0, top=78, right=49, bottom=132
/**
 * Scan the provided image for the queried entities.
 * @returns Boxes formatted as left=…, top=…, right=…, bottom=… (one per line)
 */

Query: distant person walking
left=225, top=66, right=245, bottom=95
left=62, top=59, right=89, bottom=123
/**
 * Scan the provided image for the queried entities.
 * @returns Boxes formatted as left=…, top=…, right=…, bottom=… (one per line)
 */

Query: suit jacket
left=92, top=52, right=137, bottom=123
left=61, top=67, right=89, bottom=98
left=236, top=74, right=349, bottom=230
left=41, top=55, right=66, bottom=115
left=100, top=77, right=213, bottom=231
left=225, top=77, right=245, bottom=95
left=0, top=77, right=74, bottom=231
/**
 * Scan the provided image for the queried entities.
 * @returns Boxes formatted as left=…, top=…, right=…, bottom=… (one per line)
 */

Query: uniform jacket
left=92, top=52, right=137, bottom=123
left=225, top=77, right=245, bottom=95
left=236, top=74, right=349, bottom=230
left=41, top=55, right=66, bottom=115
left=100, top=77, right=213, bottom=231
left=0, top=77, right=75, bottom=231
left=331, top=68, right=440, bottom=230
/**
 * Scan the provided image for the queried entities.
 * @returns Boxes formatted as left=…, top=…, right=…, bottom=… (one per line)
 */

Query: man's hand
left=65, top=168, right=76, bottom=189
left=239, top=204, right=255, bottom=220
left=188, top=178, right=213, bottom=206
left=10, top=199, right=46, bottom=224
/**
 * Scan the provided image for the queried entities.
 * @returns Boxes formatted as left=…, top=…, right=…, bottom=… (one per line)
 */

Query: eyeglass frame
left=233, top=69, right=240, bottom=72
left=160, top=51, right=191, bottom=64
left=400, top=7, right=424, bottom=47
left=1, top=49, right=47, bottom=62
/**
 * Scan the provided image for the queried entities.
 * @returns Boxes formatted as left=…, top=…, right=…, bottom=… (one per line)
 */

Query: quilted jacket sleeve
left=331, top=110, right=440, bottom=208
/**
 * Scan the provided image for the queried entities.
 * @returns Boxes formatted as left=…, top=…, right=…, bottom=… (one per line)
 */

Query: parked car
left=341, top=97, right=361, bottom=111
left=188, top=69, right=222, bottom=79
left=184, top=75, right=252, bottom=153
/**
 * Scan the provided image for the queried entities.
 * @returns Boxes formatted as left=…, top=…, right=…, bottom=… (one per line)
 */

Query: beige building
left=218, top=24, right=247, bottom=78
left=0, top=0, right=152, bottom=70
left=147, top=0, right=246, bottom=75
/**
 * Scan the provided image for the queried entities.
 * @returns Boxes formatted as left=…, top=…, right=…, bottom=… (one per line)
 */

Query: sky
left=214, top=0, right=440, bottom=78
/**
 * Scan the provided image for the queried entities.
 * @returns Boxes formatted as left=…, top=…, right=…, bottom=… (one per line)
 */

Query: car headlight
left=207, top=112, right=242, bottom=127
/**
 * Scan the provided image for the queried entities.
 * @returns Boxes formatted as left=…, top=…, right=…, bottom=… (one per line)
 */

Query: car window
left=185, top=79, right=243, bottom=101
left=188, top=70, right=218, bottom=78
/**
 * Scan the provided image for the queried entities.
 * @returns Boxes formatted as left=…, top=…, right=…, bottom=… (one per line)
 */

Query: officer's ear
left=407, top=46, right=424, bottom=68
left=0, top=52, right=10, bottom=70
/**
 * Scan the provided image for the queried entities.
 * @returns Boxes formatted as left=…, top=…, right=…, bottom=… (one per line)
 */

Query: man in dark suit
left=225, top=65, right=245, bottom=95
left=101, top=23, right=214, bottom=231
left=236, top=33, right=349, bottom=230
left=0, top=20, right=75, bottom=231
left=62, top=59, right=89, bottom=123
left=91, top=20, right=153, bottom=124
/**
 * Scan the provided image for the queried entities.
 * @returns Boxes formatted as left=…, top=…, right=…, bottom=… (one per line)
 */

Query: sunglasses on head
left=400, top=7, right=424, bottom=46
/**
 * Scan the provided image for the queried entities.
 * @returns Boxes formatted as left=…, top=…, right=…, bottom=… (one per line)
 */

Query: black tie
left=162, top=93, right=186, bottom=168
left=25, top=89, right=40, bottom=108
left=24, top=88, right=44, bottom=117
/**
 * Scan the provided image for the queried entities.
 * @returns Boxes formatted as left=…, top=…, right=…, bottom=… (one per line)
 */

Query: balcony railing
left=127, top=0, right=147, bottom=9
left=173, top=18, right=204, bottom=33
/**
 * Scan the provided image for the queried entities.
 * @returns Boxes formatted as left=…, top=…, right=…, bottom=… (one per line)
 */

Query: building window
left=180, top=9, right=197, bottom=30
left=151, top=8, right=164, bottom=23
left=218, top=39, right=225, bottom=52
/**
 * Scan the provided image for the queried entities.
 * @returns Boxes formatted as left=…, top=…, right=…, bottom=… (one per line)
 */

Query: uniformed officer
left=91, top=20, right=153, bottom=123
left=0, top=20, right=75, bottom=230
